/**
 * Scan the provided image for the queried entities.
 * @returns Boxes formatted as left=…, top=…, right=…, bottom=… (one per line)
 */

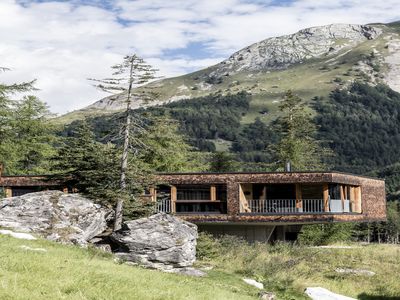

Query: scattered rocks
left=243, top=278, right=264, bottom=289
left=19, top=245, right=47, bottom=252
left=305, top=287, right=356, bottom=300
left=259, top=291, right=276, bottom=300
left=0, top=230, right=36, bottom=240
left=335, top=268, right=375, bottom=276
left=0, top=191, right=113, bottom=246
left=111, top=213, right=200, bottom=274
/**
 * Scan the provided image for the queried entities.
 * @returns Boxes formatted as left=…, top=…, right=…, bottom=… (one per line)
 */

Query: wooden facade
left=0, top=170, right=386, bottom=225
left=154, top=171, right=386, bottom=225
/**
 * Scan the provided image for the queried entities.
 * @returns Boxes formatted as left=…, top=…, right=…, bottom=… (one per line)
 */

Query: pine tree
left=272, top=90, right=331, bottom=171
left=209, top=151, right=239, bottom=172
left=0, top=69, right=54, bottom=174
left=89, top=55, right=157, bottom=230
left=51, top=121, right=151, bottom=213
left=138, top=117, right=207, bottom=172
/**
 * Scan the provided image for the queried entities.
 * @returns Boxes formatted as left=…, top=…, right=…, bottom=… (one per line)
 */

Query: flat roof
left=157, top=171, right=384, bottom=181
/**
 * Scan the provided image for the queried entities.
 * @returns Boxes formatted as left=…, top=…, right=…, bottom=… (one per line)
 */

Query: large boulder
left=0, top=191, right=113, bottom=245
left=111, top=213, right=198, bottom=271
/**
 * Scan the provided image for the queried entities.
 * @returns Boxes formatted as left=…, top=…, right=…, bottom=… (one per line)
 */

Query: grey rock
left=214, top=24, right=382, bottom=76
left=335, top=268, right=375, bottom=276
left=259, top=291, right=276, bottom=300
left=111, top=213, right=198, bottom=272
left=0, top=191, right=113, bottom=246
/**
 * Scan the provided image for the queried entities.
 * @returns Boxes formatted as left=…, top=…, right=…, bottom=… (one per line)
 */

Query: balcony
left=246, top=198, right=352, bottom=214
left=155, top=184, right=227, bottom=214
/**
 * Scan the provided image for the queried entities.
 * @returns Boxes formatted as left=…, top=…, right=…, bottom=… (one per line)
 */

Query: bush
left=298, top=223, right=354, bottom=245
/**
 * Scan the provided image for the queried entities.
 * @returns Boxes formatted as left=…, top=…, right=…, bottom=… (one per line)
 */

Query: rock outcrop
left=215, top=24, right=382, bottom=75
left=111, top=213, right=200, bottom=274
left=0, top=191, right=113, bottom=245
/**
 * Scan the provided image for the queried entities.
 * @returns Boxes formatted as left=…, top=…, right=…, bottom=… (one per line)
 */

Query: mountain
left=58, top=22, right=400, bottom=124
left=59, top=21, right=400, bottom=197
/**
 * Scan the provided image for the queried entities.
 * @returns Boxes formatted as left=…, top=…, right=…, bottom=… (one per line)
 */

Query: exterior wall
left=157, top=172, right=386, bottom=224
left=0, top=175, right=63, bottom=197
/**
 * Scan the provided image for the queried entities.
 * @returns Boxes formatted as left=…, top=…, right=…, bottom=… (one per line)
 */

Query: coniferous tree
left=272, top=90, right=331, bottom=171
left=209, top=151, right=239, bottom=172
left=89, top=55, right=158, bottom=230
left=138, top=117, right=207, bottom=172
left=0, top=69, right=54, bottom=174
left=51, top=121, right=152, bottom=214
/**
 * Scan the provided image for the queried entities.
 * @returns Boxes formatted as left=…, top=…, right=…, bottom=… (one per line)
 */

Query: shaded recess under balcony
left=155, top=184, right=227, bottom=214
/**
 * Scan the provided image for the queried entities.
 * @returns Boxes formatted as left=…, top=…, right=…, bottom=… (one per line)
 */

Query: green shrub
left=298, top=223, right=354, bottom=245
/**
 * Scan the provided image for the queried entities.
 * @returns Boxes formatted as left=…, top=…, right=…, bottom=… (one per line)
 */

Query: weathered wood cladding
left=157, top=172, right=386, bottom=224
left=0, top=171, right=386, bottom=224
left=0, top=175, right=62, bottom=197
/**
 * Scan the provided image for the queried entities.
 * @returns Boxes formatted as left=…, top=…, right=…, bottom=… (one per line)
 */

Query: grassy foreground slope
left=198, top=235, right=400, bottom=299
left=0, top=235, right=256, bottom=300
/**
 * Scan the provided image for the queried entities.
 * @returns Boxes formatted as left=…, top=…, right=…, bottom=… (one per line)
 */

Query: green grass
left=2, top=232, right=400, bottom=299
left=0, top=235, right=256, bottom=300
left=198, top=234, right=400, bottom=299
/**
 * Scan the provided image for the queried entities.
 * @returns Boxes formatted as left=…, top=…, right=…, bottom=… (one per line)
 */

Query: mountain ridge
left=58, top=21, right=400, bottom=123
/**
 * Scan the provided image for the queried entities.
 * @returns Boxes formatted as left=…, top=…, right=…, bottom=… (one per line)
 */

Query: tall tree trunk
left=113, top=61, right=134, bottom=231
left=114, top=110, right=131, bottom=230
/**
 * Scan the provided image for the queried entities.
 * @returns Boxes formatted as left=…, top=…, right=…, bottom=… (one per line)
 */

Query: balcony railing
left=156, top=198, right=171, bottom=213
left=246, top=198, right=351, bottom=214
left=248, top=199, right=325, bottom=214
left=156, top=198, right=352, bottom=214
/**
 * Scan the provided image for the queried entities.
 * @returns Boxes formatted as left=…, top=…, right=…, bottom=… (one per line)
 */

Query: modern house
left=152, top=171, right=386, bottom=242
left=0, top=167, right=63, bottom=197
left=0, top=166, right=386, bottom=242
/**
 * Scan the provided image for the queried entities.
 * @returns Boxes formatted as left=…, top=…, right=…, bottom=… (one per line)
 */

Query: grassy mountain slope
left=57, top=22, right=400, bottom=126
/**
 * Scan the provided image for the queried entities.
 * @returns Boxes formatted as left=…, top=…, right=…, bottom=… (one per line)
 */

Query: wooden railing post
left=5, top=187, right=12, bottom=198
left=171, top=185, right=177, bottom=213
left=210, top=185, right=216, bottom=201
left=340, top=185, right=345, bottom=212
left=323, top=183, right=330, bottom=212
left=295, top=184, right=303, bottom=212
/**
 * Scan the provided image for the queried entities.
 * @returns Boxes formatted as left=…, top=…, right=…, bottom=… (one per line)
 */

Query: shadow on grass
left=358, top=293, right=400, bottom=300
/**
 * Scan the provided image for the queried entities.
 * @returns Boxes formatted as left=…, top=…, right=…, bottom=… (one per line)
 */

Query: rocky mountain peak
left=214, top=24, right=382, bottom=75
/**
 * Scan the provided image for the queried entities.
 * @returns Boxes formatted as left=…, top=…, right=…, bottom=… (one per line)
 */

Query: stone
left=335, top=268, right=376, bottom=276
left=19, top=245, right=47, bottom=252
left=305, top=287, right=356, bottom=300
left=214, top=24, right=382, bottom=76
left=0, top=191, right=113, bottom=246
left=0, top=229, right=37, bottom=240
left=243, top=278, right=264, bottom=289
left=111, top=213, right=198, bottom=271
left=259, top=291, right=276, bottom=300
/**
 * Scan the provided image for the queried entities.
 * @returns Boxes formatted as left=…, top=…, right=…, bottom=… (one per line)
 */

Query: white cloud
left=0, top=0, right=399, bottom=114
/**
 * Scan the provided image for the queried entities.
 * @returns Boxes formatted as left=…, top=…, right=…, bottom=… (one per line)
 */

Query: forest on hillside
left=63, top=82, right=400, bottom=199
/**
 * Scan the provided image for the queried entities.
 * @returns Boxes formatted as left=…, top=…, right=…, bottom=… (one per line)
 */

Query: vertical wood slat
left=349, top=186, right=355, bottom=212
left=295, top=184, right=303, bottom=211
left=239, top=184, right=251, bottom=213
left=354, top=186, right=362, bottom=213
left=323, top=183, right=330, bottom=212
left=171, top=185, right=177, bottom=213
left=5, top=187, right=12, bottom=198
left=340, top=185, right=345, bottom=212
left=149, top=187, right=156, bottom=203
left=210, top=185, right=216, bottom=201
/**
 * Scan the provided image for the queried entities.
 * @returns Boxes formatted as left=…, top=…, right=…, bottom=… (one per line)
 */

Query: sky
left=0, top=0, right=399, bottom=114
